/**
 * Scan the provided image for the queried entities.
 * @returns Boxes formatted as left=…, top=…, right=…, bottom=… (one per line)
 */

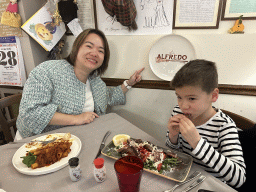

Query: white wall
left=61, top=19, right=256, bottom=142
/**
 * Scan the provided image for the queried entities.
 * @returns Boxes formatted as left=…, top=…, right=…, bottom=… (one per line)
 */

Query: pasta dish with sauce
left=21, top=133, right=72, bottom=169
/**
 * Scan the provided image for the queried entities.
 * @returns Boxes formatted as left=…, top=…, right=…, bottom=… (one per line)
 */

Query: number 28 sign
left=0, top=36, right=26, bottom=86
left=0, top=50, right=18, bottom=66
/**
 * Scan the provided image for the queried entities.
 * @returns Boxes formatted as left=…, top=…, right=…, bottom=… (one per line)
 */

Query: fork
left=9, top=138, right=57, bottom=145
left=163, top=171, right=201, bottom=192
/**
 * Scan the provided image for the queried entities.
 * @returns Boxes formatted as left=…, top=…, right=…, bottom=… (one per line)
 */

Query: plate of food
left=12, top=133, right=82, bottom=175
left=102, top=134, right=193, bottom=182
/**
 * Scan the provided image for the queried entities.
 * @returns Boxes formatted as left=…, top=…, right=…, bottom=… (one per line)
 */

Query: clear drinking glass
left=114, top=156, right=144, bottom=192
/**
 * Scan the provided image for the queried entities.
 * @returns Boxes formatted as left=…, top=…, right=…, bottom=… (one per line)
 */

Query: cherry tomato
left=157, top=163, right=162, bottom=171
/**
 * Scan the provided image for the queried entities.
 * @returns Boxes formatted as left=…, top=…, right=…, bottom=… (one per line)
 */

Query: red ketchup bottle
left=93, top=158, right=106, bottom=182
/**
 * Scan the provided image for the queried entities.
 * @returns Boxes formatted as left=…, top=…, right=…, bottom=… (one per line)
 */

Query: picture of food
left=35, top=23, right=53, bottom=41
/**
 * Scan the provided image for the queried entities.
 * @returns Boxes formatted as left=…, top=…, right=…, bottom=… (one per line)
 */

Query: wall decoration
left=47, top=39, right=65, bottom=60
left=101, top=0, right=138, bottom=31
left=149, top=34, right=196, bottom=81
left=58, top=0, right=78, bottom=25
left=96, top=0, right=174, bottom=35
left=0, top=0, right=22, bottom=37
left=21, top=4, right=66, bottom=51
left=173, top=0, right=222, bottom=29
left=222, top=0, right=256, bottom=20
left=228, top=15, right=245, bottom=34
left=65, top=0, right=97, bottom=35
left=1, top=0, right=21, bottom=28
left=77, top=0, right=97, bottom=29
left=0, top=36, right=26, bottom=87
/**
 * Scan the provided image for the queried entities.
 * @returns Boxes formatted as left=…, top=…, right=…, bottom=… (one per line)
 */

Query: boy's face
left=175, top=85, right=219, bottom=124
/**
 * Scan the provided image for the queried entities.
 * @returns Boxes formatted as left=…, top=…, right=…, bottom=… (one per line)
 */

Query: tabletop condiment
left=68, top=157, right=82, bottom=182
left=93, top=158, right=106, bottom=182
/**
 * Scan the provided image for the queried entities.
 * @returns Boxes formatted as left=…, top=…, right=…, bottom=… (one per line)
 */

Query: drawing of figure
left=29, top=20, right=58, bottom=46
left=141, top=0, right=157, bottom=28
left=155, top=0, right=169, bottom=27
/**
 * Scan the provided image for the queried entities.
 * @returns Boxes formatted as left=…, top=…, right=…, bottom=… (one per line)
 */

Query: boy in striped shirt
left=166, top=59, right=245, bottom=188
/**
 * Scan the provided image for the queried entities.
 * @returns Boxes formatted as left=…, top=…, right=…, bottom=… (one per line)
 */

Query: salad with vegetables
left=110, top=135, right=183, bottom=173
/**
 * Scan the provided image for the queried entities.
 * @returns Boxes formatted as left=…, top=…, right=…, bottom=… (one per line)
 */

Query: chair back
left=0, top=93, right=22, bottom=143
left=221, top=109, right=255, bottom=191
left=221, top=109, right=255, bottom=130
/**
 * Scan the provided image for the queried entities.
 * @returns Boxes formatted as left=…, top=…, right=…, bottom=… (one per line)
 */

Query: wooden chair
left=0, top=93, right=22, bottom=143
left=221, top=109, right=255, bottom=130
left=221, top=109, right=255, bottom=191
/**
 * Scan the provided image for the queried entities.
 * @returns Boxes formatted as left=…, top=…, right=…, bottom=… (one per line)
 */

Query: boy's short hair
left=171, top=59, right=218, bottom=94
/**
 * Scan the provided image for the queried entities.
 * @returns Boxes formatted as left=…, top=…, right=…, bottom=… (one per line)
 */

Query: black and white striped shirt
left=166, top=105, right=246, bottom=188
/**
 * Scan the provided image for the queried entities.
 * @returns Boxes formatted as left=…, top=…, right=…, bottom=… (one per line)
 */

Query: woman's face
left=75, top=33, right=105, bottom=73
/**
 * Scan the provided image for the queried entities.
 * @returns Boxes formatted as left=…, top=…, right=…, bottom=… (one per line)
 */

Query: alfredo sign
left=149, top=34, right=196, bottom=81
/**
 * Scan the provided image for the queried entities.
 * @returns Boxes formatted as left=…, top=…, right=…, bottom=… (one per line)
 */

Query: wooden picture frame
left=173, top=0, right=222, bottom=29
left=221, top=0, right=256, bottom=20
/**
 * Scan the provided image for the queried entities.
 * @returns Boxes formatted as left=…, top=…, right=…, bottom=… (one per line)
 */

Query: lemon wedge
left=112, top=134, right=130, bottom=146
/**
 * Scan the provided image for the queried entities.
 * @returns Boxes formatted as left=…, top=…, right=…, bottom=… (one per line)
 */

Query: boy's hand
left=167, top=115, right=182, bottom=144
left=179, top=115, right=201, bottom=149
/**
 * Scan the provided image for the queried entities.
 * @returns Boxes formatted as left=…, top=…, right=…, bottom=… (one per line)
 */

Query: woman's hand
left=74, top=112, right=99, bottom=125
left=127, top=67, right=145, bottom=86
left=49, top=112, right=99, bottom=126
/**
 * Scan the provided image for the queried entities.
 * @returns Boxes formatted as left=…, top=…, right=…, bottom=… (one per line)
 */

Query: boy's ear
left=211, top=88, right=219, bottom=102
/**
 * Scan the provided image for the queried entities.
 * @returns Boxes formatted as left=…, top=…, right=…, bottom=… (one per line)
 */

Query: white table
left=0, top=113, right=237, bottom=192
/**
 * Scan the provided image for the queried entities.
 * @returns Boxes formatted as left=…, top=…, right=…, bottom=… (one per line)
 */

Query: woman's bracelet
left=123, top=80, right=132, bottom=89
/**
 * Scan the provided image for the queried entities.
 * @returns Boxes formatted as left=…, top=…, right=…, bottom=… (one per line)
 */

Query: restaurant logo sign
left=149, top=34, right=196, bottom=81
left=155, top=51, right=188, bottom=63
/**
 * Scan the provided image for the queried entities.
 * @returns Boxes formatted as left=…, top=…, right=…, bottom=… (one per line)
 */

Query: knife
left=94, top=131, right=111, bottom=160
left=182, top=175, right=206, bottom=192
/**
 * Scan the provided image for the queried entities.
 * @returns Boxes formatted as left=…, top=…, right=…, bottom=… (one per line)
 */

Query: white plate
left=12, top=133, right=82, bottom=175
left=149, top=34, right=196, bottom=81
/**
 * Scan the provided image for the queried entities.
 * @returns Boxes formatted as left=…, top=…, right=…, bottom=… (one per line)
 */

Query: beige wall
left=4, top=4, right=254, bottom=141
left=62, top=20, right=256, bottom=141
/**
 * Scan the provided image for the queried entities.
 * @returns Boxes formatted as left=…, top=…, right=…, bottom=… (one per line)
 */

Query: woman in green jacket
left=16, top=29, right=144, bottom=138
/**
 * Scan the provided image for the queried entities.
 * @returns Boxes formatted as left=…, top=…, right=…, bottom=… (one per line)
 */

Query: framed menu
left=222, top=0, right=256, bottom=20
left=77, top=0, right=97, bottom=29
left=173, top=0, right=222, bottom=29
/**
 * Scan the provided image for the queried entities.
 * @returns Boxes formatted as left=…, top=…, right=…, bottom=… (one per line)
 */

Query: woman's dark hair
left=66, top=28, right=110, bottom=76
left=171, top=59, right=218, bottom=94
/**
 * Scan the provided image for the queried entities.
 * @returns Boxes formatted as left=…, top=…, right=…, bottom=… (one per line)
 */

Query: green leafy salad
left=107, top=138, right=183, bottom=173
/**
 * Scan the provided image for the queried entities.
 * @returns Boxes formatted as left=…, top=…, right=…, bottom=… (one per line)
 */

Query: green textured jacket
left=17, top=60, right=126, bottom=138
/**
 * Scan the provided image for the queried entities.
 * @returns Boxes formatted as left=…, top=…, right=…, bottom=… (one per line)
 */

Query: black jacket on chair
left=237, top=124, right=256, bottom=191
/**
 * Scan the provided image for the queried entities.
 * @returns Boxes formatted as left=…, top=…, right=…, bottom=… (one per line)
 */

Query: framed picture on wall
left=65, top=0, right=98, bottom=35
left=222, top=0, right=256, bottom=20
left=173, top=0, right=222, bottom=29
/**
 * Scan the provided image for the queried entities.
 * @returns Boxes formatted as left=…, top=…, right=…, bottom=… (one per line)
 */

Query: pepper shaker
left=93, top=158, right=106, bottom=182
left=68, top=157, right=82, bottom=182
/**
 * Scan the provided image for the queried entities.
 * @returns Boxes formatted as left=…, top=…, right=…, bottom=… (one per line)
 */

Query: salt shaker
left=93, top=158, right=106, bottom=182
left=68, top=157, right=82, bottom=182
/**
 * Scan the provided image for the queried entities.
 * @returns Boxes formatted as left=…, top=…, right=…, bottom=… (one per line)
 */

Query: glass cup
left=114, top=156, right=144, bottom=192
